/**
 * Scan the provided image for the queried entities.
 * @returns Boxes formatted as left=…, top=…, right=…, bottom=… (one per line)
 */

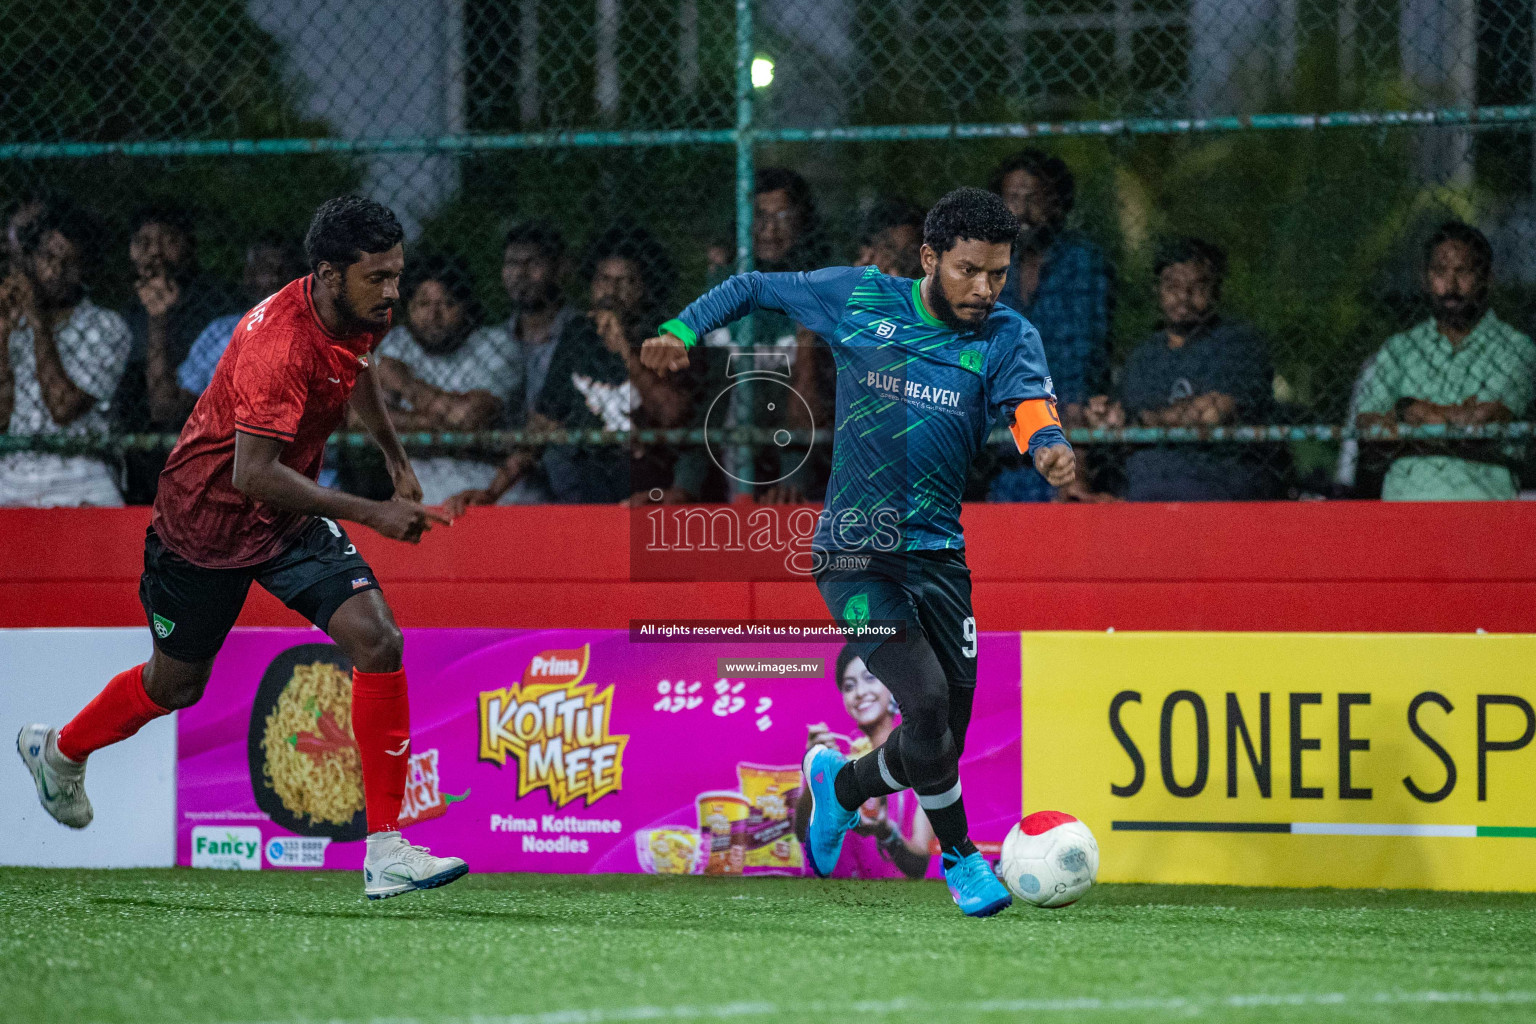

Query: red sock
left=56, top=664, right=171, bottom=762
left=352, top=667, right=411, bottom=834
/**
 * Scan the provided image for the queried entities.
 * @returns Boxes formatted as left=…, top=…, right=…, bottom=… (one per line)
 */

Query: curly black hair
left=988, top=148, right=1076, bottom=213
left=859, top=196, right=925, bottom=249
left=403, top=250, right=482, bottom=327
left=923, top=187, right=1020, bottom=256
left=1423, top=220, right=1492, bottom=273
left=1153, top=236, right=1228, bottom=284
left=581, top=220, right=676, bottom=309
left=503, top=220, right=566, bottom=265
left=303, top=195, right=404, bottom=274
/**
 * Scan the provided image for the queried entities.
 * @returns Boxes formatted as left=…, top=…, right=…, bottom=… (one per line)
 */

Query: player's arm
left=1011, top=400, right=1075, bottom=488
left=640, top=267, right=866, bottom=374
left=348, top=363, right=426, bottom=503
left=993, top=320, right=1075, bottom=488
left=231, top=430, right=447, bottom=543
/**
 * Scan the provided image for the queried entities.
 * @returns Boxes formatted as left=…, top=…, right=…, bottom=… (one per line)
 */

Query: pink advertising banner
left=177, top=629, right=1022, bottom=878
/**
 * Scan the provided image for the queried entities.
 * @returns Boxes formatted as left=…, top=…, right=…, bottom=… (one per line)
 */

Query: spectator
left=988, top=149, right=1113, bottom=501
left=1088, top=237, right=1277, bottom=501
left=0, top=201, right=131, bottom=506
left=177, top=233, right=305, bottom=396
left=1355, top=222, right=1536, bottom=501
left=116, top=204, right=236, bottom=503
left=495, top=220, right=583, bottom=503
left=449, top=222, right=689, bottom=508
left=707, top=167, right=832, bottom=502
left=372, top=252, right=522, bottom=505
left=854, top=196, right=924, bottom=279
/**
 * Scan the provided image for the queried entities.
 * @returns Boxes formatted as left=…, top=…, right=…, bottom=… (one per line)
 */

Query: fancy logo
left=478, top=645, right=629, bottom=806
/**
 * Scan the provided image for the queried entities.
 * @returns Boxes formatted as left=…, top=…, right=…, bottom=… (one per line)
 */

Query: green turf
left=3, top=869, right=1535, bottom=1024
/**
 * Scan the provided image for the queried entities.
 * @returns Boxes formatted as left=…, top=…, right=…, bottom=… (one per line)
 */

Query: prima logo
left=479, top=647, right=629, bottom=806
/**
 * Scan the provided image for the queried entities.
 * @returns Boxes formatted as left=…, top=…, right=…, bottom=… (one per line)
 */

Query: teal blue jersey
left=663, top=266, right=1067, bottom=552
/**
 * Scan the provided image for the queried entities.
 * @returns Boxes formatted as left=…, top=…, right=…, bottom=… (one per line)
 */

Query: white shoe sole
left=365, top=861, right=468, bottom=901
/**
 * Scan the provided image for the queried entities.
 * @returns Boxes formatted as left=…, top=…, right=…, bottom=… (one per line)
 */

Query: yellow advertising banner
left=1021, top=632, right=1536, bottom=891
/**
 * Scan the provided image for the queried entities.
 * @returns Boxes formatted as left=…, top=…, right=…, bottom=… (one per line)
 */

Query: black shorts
left=139, top=518, right=382, bottom=662
left=814, top=548, right=977, bottom=687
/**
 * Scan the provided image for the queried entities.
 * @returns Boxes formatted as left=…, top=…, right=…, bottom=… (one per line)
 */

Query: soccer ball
left=998, top=810, right=1099, bottom=908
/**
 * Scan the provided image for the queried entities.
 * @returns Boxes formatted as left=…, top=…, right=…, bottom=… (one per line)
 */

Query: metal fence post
left=733, top=0, right=756, bottom=499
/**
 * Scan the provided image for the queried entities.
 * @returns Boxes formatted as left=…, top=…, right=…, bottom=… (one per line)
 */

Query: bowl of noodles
left=247, top=643, right=367, bottom=841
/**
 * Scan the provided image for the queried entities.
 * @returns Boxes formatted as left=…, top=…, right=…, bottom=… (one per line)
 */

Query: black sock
left=833, top=732, right=910, bottom=811
left=922, top=792, right=976, bottom=859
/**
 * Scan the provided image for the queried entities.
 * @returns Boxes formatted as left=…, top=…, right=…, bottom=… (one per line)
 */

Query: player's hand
left=805, top=721, right=835, bottom=753
left=389, top=460, right=424, bottom=504
left=367, top=497, right=451, bottom=543
left=640, top=333, right=690, bottom=375
left=137, top=273, right=180, bottom=319
left=1033, top=443, right=1076, bottom=488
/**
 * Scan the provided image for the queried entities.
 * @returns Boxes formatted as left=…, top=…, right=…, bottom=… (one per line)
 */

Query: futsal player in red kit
left=17, top=196, right=467, bottom=899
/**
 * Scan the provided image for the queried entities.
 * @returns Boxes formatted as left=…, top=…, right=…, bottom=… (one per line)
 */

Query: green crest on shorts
left=152, top=613, right=176, bottom=639
left=843, top=593, right=870, bottom=629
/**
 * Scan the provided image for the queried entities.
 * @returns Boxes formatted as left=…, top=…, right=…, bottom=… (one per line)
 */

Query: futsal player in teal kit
left=642, top=187, right=1074, bottom=917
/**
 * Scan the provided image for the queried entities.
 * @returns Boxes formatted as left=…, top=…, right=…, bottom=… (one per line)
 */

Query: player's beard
left=336, top=287, right=391, bottom=334
left=927, top=276, right=992, bottom=334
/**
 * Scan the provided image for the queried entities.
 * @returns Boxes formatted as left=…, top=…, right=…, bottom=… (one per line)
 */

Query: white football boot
left=363, top=831, right=467, bottom=900
left=16, top=724, right=93, bottom=829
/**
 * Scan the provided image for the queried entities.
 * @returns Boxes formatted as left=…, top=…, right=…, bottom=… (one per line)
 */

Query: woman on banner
left=794, top=645, right=934, bottom=879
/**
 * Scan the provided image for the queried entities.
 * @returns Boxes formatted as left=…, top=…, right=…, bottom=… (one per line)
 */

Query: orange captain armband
left=1009, top=398, right=1062, bottom=453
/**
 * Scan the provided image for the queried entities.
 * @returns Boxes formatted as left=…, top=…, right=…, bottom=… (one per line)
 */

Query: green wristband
left=657, top=318, right=699, bottom=349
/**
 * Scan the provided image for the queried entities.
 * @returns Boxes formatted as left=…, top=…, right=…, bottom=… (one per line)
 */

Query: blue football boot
left=943, top=849, right=1013, bottom=918
left=801, top=744, right=859, bottom=878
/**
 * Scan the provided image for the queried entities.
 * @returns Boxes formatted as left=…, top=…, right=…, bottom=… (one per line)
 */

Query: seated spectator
left=497, top=220, right=584, bottom=503
left=988, top=149, right=1113, bottom=502
left=177, top=233, right=305, bottom=396
left=1355, top=222, right=1536, bottom=500
left=116, top=204, right=236, bottom=503
left=0, top=201, right=131, bottom=506
left=448, top=222, right=690, bottom=509
left=373, top=252, right=521, bottom=505
left=1087, top=237, right=1277, bottom=501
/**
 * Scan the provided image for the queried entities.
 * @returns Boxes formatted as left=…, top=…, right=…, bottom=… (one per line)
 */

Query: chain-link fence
left=3, top=0, right=1535, bottom=505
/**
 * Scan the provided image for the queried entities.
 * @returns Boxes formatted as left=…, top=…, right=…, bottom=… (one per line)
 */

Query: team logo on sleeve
left=152, top=614, right=176, bottom=639
left=843, top=593, right=871, bottom=629
left=959, top=349, right=984, bottom=375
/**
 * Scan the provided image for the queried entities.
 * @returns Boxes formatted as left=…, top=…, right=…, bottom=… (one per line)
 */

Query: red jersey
left=152, top=276, right=388, bottom=569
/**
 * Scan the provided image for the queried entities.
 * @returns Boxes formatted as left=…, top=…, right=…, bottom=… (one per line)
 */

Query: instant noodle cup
left=635, top=827, right=706, bottom=875
left=737, top=763, right=803, bottom=875
left=696, top=790, right=750, bottom=875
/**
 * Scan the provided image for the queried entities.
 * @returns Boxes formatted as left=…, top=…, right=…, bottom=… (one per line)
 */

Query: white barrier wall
left=1, top=629, right=174, bottom=867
